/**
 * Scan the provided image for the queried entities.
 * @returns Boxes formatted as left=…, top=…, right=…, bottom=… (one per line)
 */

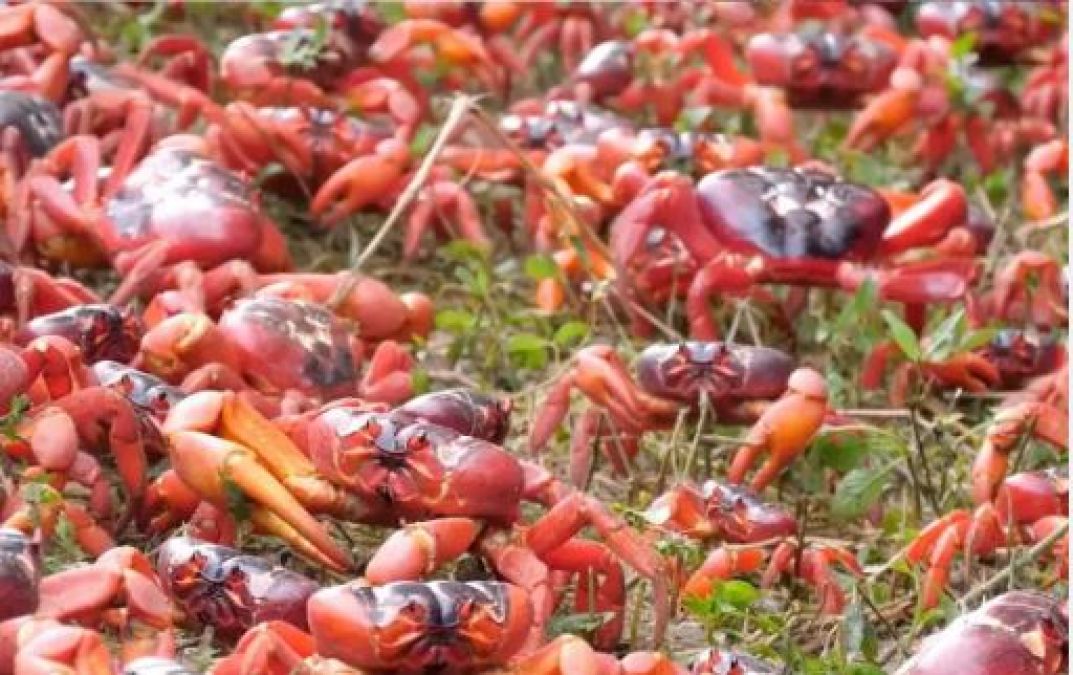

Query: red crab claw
left=971, top=401, right=1068, bottom=505
left=644, top=482, right=798, bottom=543
left=843, top=87, right=919, bottom=152
left=879, top=179, right=968, bottom=255
left=359, top=339, right=414, bottom=405
left=310, top=139, right=410, bottom=227
left=163, top=390, right=361, bottom=571
left=405, top=180, right=490, bottom=260
left=529, top=345, right=680, bottom=453
left=727, top=368, right=828, bottom=491
left=907, top=504, right=1007, bottom=609
left=343, top=76, right=422, bottom=139
left=1022, top=140, right=1067, bottom=222
left=9, top=621, right=113, bottom=675
left=134, top=34, right=215, bottom=94
left=364, top=517, right=482, bottom=584
left=37, top=546, right=176, bottom=630
left=212, top=621, right=316, bottom=675
left=762, top=543, right=863, bottom=614
left=995, top=471, right=1068, bottom=526
left=682, top=547, right=765, bottom=601
left=990, top=251, right=1067, bottom=328
left=0, top=336, right=90, bottom=408
left=370, top=19, right=492, bottom=67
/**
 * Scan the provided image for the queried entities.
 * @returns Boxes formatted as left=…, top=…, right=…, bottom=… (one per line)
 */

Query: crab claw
left=971, top=402, right=1068, bottom=505
left=365, top=518, right=482, bottom=584
left=164, top=391, right=361, bottom=571
left=682, top=547, right=765, bottom=600
left=310, top=139, right=409, bottom=227
left=727, top=368, right=828, bottom=491
left=644, top=481, right=797, bottom=543
left=843, top=87, right=919, bottom=152
left=762, top=543, right=862, bottom=614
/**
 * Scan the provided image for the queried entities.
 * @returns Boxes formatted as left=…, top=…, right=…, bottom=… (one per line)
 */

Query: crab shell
left=104, top=146, right=290, bottom=272
left=0, top=529, right=39, bottom=622
left=393, top=388, right=512, bottom=444
left=0, top=91, right=63, bottom=159
left=92, top=360, right=185, bottom=417
left=896, top=591, right=1068, bottom=674
left=307, top=580, right=532, bottom=674
left=635, top=342, right=794, bottom=419
left=16, top=304, right=142, bottom=364
left=156, top=536, right=319, bottom=639
left=916, top=2, right=1059, bottom=65
left=216, top=296, right=362, bottom=399
left=747, top=30, right=897, bottom=107
left=306, top=409, right=526, bottom=525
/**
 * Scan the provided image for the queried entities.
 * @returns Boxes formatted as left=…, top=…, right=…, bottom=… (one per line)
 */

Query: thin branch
left=958, top=520, right=1068, bottom=607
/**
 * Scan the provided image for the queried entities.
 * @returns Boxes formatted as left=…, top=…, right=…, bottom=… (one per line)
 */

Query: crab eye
left=407, top=432, right=430, bottom=452
left=361, top=419, right=382, bottom=439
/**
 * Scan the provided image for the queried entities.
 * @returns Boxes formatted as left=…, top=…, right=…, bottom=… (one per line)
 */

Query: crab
left=971, top=251, right=1068, bottom=330
left=610, top=166, right=978, bottom=339
left=0, top=91, right=63, bottom=218
left=215, top=599, right=681, bottom=675
left=156, top=536, right=319, bottom=640
left=895, top=591, right=1067, bottom=674
left=906, top=382, right=1068, bottom=609
left=139, top=260, right=433, bottom=345
left=0, top=260, right=102, bottom=329
left=531, top=342, right=827, bottom=492
left=139, top=295, right=415, bottom=406
left=915, top=2, right=1062, bottom=65
left=156, top=389, right=671, bottom=646
left=14, top=303, right=142, bottom=364
left=745, top=24, right=899, bottom=108
left=0, top=335, right=93, bottom=408
left=0, top=528, right=40, bottom=622
left=0, top=1, right=84, bottom=102
left=17, top=136, right=293, bottom=301
left=644, top=481, right=862, bottom=613
left=1022, top=139, right=1067, bottom=222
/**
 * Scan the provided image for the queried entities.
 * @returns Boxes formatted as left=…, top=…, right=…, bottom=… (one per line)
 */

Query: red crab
left=645, top=481, right=862, bottom=613
left=139, top=295, right=415, bottom=406
left=0, top=1, right=84, bottom=102
left=610, top=166, right=978, bottom=339
left=0, top=261, right=102, bottom=328
left=895, top=591, right=1067, bottom=674
left=157, top=389, right=671, bottom=646
left=14, top=303, right=142, bottom=364
left=156, top=536, right=319, bottom=640
left=17, top=136, right=292, bottom=298
left=0, top=528, right=40, bottom=622
left=531, top=342, right=828, bottom=492
left=915, top=1, right=1062, bottom=65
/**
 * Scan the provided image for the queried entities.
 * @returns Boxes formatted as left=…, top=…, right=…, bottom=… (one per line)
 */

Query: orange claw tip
left=787, top=368, right=827, bottom=401
left=161, top=389, right=229, bottom=435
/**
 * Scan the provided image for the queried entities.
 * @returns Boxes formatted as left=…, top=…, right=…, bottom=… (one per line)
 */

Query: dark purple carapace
left=983, top=330, right=1063, bottom=389
left=747, top=30, right=896, bottom=107
left=691, top=647, right=779, bottom=674
left=394, top=388, right=512, bottom=444
left=0, top=91, right=63, bottom=159
left=16, top=304, right=142, bottom=363
left=0, top=528, right=39, bottom=622
left=699, top=481, right=797, bottom=543
left=696, top=167, right=890, bottom=261
left=156, top=536, right=318, bottom=640
left=896, top=591, right=1067, bottom=674
left=218, top=296, right=357, bottom=397
left=573, top=40, right=633, bottom=98
left=500, top=101, right=630, bottom=149
left=635, top=342, right=794, bottom=416
left=916, top=2, right=1060, bottom=65
left=92, top=360, right=185, bottom=417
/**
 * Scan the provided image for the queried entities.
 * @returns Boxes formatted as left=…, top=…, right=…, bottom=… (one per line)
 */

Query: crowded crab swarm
left=0, top=0, right=1065, bottom=673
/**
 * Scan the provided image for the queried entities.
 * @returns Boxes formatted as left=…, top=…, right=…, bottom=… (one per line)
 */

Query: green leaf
left=715, top=579, right=760, bottom=611
left=410, top=367, right=430, bottom=395
left=958, top=327, right=999, bottom=352
left=841, top=597, right=878, bottom=663
left=506, top=333, right=549, bottom=369
left=524, top=254, right=559, bottom=280
left=881, top=310, right=922, bottom=362
left=811, top=430, right=870, bottom=473
left=408, top=124, right=437, bottom=158
left=0, top=394, right=30, bottom=440
left=552, top=321, right=590, bottom=347
left=831, top=464, right=894, bottom=521
left=621, top=8, right=648, bottom=38
left=435, top=309, right=477, bottom=335
left=546, top=611, right=615, bottom=638
left=924, top=308, right=965, bottom=361
left=221, top=474, right=252, bottom=522
left=950, top=32, right=978, bottom=60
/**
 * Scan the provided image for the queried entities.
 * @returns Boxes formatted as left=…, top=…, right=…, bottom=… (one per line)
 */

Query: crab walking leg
left=727, top=368, right=828, bottom=491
